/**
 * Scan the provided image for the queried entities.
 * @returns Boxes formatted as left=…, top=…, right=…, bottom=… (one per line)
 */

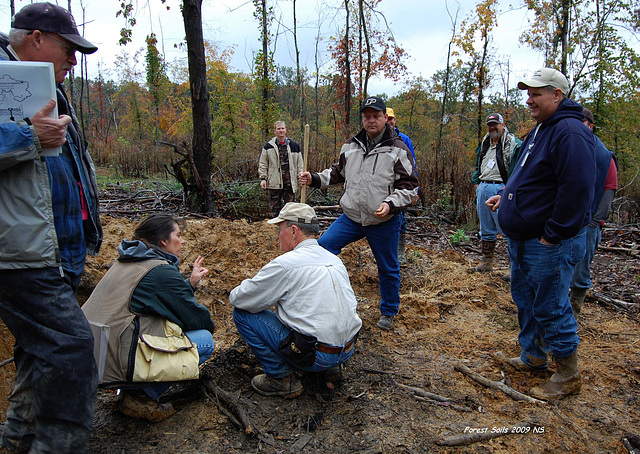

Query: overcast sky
left=1, top=0, right=545, bottom=96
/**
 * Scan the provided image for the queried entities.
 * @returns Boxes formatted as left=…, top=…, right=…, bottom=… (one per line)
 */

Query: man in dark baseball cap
left=11, top=2, right=97, bottom=54
left=360, top=95, right=386, bottom=112
left=299, top=93, right=419, bottom=331
left=0, top=2, right=102, bottom=453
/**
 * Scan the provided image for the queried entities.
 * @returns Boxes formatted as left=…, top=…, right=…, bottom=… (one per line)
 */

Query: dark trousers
left=267, top=188, right=295, bottom=217
left=0, top=267, right=98, bottom=453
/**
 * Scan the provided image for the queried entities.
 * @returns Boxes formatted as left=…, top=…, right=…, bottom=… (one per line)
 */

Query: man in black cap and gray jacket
left=0, top=3, right=101, bottom=452
left=299, top=96, right=419, bottom=331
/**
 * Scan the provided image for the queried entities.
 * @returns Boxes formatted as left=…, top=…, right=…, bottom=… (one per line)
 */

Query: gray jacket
left=0, top=32, right=102, bottom=270
left=311, top=124, right=419, bottom=226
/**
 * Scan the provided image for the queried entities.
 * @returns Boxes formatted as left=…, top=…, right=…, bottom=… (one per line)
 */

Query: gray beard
left=489, top=131, right=500, bottom=140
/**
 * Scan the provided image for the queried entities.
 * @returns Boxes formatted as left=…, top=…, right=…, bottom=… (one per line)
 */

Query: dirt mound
left=1, top=215, right=639, bottom=452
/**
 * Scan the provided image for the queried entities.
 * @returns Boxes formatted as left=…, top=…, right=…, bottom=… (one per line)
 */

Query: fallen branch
left=396, top=383, right=473, bottom=412
left=589, top=292, right=640, bottom=324
left=590, top=291, right=639, bottom=310
left=454, top=363, right=546, bottom=405
left=436, top=422, right=536, bottom=446
left=202, top=379, right=256, bottom=436
left=0, top=357, right=14, bottom=368
left=599, top=245, right=639, bottom=257
left=397, top=383, right=452, bottom=402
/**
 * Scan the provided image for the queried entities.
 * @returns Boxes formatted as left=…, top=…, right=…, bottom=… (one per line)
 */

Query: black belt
left=316, top=336, right=356, bottom=354
left=480, top=180, right=503, bottom=184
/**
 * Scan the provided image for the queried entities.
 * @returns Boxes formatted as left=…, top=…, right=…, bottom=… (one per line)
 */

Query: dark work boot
left=530, top=352, right=581, bottom=400
left=377, top=315, right=394, bottom=331
left=570, top=287, right=588, bottom=315
left=469, top=240, right=496, bottom=272
left=251, top=373, right=303, bottom=398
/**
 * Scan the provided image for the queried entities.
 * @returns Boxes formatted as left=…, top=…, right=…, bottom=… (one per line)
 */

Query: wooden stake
left=301, top=124, right=310, bottom=204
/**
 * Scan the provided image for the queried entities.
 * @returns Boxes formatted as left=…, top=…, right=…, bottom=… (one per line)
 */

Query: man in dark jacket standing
left=486, top=68, right=595, bottom=400
left=0, top=3, right=101, bottom=452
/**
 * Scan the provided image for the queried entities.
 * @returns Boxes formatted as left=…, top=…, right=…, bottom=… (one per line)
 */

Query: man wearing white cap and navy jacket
left=486, top=68, right=595, bottom=400
left=230, top=203, right=362, bottom=398
left=0, top=3, right=101, bottom=452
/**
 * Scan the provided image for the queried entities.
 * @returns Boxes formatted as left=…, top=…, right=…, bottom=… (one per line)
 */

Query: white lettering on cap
left=364, top=97, right=377, bottom=106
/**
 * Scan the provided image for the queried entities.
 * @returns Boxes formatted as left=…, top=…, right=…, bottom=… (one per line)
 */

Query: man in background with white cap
left=299, top=96, right=419, bottom=331
left=230, top=203, right=362, bottom=398
left=0, top=3, right=101, bottom=452
left=470, top=113, right=521, bottom=277
left=486, top=68, right=595, bottom=400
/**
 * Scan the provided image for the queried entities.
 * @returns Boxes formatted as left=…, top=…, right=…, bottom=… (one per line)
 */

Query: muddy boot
left=494, top=351, right=548, bottom=371
left=530, top=352, right=582, bottom=401
left=118, top=391, right=176, bottom=422
left=251, top=373, right=303, bottom=398
left=570, top=287, right=587, bottom=315
left=398, top=234, right=407, bottom=267
left=469, top=240, right=496, bottom=272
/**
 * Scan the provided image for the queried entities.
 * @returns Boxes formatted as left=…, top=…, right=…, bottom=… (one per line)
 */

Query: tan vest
left=82, top=259, right=199, bottom=385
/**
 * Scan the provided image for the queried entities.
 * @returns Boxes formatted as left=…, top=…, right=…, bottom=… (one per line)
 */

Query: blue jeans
left=232, top=309, right=355, bottom=378
left=570, top=224, right=601, bottom=289
left=0, top=268, right=98, bottom=454
left=508, top=229, right=586, bottom=363
left=319, top=214, right=401, bottom=316
left=142, top=329, right=215, bottom=401
left=476, top=182, right=504, bottom=241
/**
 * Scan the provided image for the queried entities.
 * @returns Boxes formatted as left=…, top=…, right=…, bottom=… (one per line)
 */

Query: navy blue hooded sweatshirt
left=498, top=97, right=595, bottom=243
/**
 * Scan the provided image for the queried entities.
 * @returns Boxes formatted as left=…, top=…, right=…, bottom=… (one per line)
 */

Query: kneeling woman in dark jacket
left=83, top=214, right=214, bottom=421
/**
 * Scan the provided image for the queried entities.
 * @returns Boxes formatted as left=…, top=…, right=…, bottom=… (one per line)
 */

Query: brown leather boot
left=530, top=352, right=582, bottom=400
left=469, top=240, right=496, bottom=272
left=570, top=288, right=587, bottom=315
left=251, top=373, right=303, bottom=398
left=118, top=391, right=176, bottom=422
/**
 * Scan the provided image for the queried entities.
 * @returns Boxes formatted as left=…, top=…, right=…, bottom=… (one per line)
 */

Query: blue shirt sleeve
left=0, top=122, right=33, bottom=155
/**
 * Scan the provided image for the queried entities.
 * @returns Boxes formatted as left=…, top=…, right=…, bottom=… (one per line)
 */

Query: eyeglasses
left=42, top=32, right=77, bottom=57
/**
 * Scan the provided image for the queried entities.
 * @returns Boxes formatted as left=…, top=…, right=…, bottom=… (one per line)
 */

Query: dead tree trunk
left=182, top=0, right=212, bottom=213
